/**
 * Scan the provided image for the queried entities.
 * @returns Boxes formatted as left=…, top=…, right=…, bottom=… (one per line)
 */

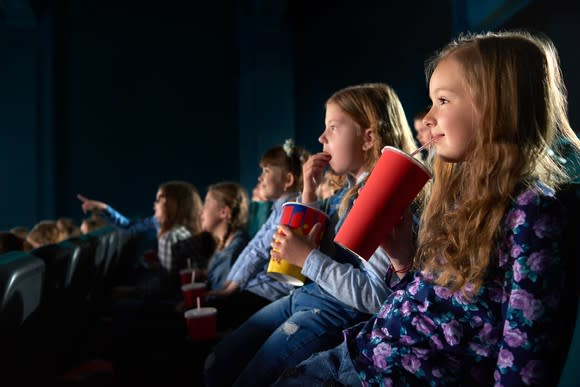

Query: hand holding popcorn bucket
left=267, top=202, right=329, bottom=286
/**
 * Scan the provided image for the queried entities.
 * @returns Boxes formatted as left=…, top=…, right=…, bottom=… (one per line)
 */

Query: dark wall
left=290, top=1, right=453, bottom=153
left=236, top=0, right=296, bottom=193
left=53, top=1, right=239, bottom=222
left=0, top=26, right=40, bottom=229
left=1, top=0, right=579, bottom=231
left=502, top=0, right=580, bottom=135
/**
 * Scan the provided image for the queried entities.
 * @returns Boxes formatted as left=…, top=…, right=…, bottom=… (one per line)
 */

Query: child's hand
left=77, top=194, right=107, bottom=213
left=302, top=152, right=331, bottom=203
left=207, top=281, right=239, bottom=299
left=270, top=224, right=322, bottom=267
left=380, top=207, right=415, bottom=276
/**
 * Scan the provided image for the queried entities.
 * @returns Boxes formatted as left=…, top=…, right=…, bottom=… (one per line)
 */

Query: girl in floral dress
left=273, top=30, right=580, bottom=386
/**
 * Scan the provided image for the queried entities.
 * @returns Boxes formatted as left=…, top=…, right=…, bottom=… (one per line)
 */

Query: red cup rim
left=380, top=146, right=432, bottom=178
left=282, top=202, right=329, bottom=221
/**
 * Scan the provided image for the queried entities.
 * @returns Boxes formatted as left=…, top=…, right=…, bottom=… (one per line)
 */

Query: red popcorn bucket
left=267, top=202, right=329, bottom=286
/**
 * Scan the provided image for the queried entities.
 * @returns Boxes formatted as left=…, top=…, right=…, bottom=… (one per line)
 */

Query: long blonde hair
left=207, top=182, right=249, bottom=250
left=417, top=31, right=580, bottom=293
left=326, top=83, right=418, bottom=216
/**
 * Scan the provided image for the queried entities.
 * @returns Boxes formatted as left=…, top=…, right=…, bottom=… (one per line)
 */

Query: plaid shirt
left=157, top=226, right=192, bottom=275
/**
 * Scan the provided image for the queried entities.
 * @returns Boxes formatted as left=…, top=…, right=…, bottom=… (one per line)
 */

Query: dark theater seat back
left=30, top=242, right=75, bottom=310
left=0, top=251, right=44, bottom=332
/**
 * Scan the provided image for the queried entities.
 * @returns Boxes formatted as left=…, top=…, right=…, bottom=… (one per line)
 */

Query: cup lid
left=184, top=307, right=217, bottom=318
left=181, top=282, right=206, bottom=290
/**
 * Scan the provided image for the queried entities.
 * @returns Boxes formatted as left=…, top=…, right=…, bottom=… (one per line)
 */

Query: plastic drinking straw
left=410, top=135, right=442, bottom=157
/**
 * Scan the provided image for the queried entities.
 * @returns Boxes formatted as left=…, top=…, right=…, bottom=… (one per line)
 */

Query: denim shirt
left=299, top=172, right=394, bottom=314
left=207, top=230, right=249, bottom=290
left=301, top=247, right=391, bottom=314
left=227, top=193, right=298, bottom=301
left=102, top=205, right=160, bottom=235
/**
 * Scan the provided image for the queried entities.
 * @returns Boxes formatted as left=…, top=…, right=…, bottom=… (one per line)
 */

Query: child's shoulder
left=506, top=181, right=566, bottom=232
left=512, top=180, right=557, bottom=208
left=163, top=225, right=192, bottom=242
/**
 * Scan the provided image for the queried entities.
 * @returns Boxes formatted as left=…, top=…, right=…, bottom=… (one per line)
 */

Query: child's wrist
left=301, top=190, right=317, bottom=204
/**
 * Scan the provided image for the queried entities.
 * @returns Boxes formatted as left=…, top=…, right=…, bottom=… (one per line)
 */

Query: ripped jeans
left=272, top=341, right=361, bottom=387
left=204, top=283, right=369, bottom=387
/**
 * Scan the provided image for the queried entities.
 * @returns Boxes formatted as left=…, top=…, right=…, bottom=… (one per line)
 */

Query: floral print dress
left=344, top=183, right=567, bottom=386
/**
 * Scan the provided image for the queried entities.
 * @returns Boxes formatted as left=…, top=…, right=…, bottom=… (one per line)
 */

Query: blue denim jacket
left=102, top=205, right=160, bottom=235
left=301, top=246, right=391, bottom=314
left=226, top=193, right=299, bottom=301
left=207, top=230, right=249, bottom=290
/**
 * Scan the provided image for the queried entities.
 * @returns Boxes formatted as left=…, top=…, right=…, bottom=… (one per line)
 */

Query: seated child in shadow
left=206, top=140, right=311, bottom=332
left=112, top=181, right=250, bottom=384
left=248, top=181, right=273, bottom=238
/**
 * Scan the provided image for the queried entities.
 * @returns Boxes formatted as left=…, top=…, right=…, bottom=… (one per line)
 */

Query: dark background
left=0, top=0, right=578, bottom=229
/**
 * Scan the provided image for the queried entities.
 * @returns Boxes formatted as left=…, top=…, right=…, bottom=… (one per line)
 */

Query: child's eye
left=438, top=98, right=448, bottom=105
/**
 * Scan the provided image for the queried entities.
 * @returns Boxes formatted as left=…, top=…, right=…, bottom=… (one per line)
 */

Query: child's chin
left=327, top=164, right=342, bottom=175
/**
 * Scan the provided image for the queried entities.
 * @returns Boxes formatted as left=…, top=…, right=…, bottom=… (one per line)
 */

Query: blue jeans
left=272, top=341, right=362, bottom=387
left=204, top=283, right=369, bottom=387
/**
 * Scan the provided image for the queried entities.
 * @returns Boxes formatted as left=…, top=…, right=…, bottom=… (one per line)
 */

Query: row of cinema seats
left=0, top=226, right=145, bottom=383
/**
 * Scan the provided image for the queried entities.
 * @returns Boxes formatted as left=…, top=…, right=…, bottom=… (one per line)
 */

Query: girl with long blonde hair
left=274, top=30, right=579, bottom=387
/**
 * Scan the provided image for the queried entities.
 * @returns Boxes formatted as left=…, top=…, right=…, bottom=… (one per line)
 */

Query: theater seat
left=0, top=251, right=44, bottom=333
left=30, top=241, right=75, bottom=311
left=65, top=234, right=99, bottom=306
left=88, top=226, right=116, bottom=278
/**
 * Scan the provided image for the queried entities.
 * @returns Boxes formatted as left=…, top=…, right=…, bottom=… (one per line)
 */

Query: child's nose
left=423, top=114, right=435, bottom=128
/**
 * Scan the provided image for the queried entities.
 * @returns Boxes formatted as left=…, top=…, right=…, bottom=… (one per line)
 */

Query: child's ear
left=362, top=127, right=375, bottom=151
left=220, top=205, right=232, bottom=220
left=284, top=172, right=295, bottom=191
